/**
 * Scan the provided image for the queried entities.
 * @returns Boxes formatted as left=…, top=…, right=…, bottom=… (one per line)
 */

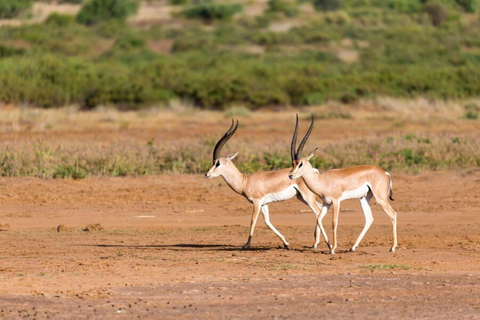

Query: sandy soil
left=0, top=170, right=479, bottom=318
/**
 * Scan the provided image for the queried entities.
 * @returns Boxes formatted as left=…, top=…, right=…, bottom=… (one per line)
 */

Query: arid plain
left=0, top=102, right=479, bottom=318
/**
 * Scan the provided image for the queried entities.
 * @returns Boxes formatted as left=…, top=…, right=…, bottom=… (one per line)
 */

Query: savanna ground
left=0, top=103, right=479, bottom=318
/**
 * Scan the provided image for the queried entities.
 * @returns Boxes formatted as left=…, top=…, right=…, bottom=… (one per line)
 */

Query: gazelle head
left=288, top=114, right=318, bottom=180
left=205, top=119, right=239, bottom=179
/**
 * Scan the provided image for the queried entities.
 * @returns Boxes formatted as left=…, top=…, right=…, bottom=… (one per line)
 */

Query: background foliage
left=1, top=0, right=480, bottom=109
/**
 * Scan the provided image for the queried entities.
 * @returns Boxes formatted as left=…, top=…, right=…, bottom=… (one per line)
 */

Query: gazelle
left=288, top=115, right=398, bottom=254
left=205, top=119, right=331, bottom=250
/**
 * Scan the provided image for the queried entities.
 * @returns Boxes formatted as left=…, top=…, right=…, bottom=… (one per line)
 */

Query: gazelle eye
left=215, top=161, right=220, bottom=168
left=299, top=162, right=303, bottom=168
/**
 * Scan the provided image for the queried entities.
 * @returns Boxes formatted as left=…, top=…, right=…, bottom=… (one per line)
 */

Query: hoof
left=329, top=250, right=335, bottom=255
left=283, top=245, right=290, bottom=250
left=349, top=247, right=356, bottom=252
left=241, top=245, right=250, bottom=250
left=310, top=245, right=318, bottom=250
left=389, top=247, right=396, bottom=252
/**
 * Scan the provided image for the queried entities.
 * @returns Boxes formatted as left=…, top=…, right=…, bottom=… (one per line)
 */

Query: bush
left=313, top=0, right=343, bottom=11
left=0, top=0, right=32, bottom=19
left=183, top=2, right=243, bottom=21
left=171, top=0, right=190, bottom=5
left=464, top=103, right=479, bottom=119
left=76, top=0, right=139, bottom=26
left=0, top=44, right=26, bottom=58
left=45, top=13, right=75, bottom=27
left=455, top=0, right=478, bottom=12
left=387, top=0, right=422, bottom=13
left=266, top=0, right=299, bottom=17
left=423, top=2, right=447, bottom=26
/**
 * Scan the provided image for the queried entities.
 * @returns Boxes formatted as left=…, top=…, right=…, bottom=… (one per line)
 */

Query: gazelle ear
left=226, top=152, right=239, bottom=161
left=306, top=148, right=318, bottom=161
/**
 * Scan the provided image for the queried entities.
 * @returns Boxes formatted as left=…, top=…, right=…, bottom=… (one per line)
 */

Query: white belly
left=339, top=184, right=370, bottom=201
left=262, top=185, right=298, bottom=205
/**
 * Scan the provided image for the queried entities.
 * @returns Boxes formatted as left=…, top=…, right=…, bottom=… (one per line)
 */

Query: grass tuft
left=359, top=264, right=419, bottom=272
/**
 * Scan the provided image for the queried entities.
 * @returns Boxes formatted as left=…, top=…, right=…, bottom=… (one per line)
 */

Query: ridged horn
left=291, top=114, right=299, bottom=162
left=212, top=119, right=238, bottom=163
left=296, top=114, right=314, bottom=160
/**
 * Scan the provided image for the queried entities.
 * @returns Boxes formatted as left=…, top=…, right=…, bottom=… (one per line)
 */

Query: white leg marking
left=261, top=205, right=289, bottom=248
left=350, top=195, right=374, bottom=251
left=315, top=202, right=331, bottom=249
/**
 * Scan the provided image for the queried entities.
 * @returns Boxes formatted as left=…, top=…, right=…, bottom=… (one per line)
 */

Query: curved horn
left=212, top=119, right=238, bottom=163
left=291, top=114, right=299, bottom=162
left=296, top=114, right=314, bottom=160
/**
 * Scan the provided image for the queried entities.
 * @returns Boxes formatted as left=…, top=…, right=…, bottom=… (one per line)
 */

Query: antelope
left=205, top=119, right=331, bottom=250
left=288, top=115, right=398, bottom=254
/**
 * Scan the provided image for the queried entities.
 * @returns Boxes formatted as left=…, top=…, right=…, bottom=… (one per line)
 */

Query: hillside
left=1, top=0, right=480, bottom=109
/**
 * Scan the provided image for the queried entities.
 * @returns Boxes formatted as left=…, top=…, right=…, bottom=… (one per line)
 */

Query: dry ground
left=0, top=106, right=479, bottom=318
left=0, top=172, right=479, bottom=318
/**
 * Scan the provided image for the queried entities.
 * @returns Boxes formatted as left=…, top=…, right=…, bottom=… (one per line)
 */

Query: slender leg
left=330, top=200, right=341, bottom=254
left=313, top=202, right=331, bottom=249
left=242, top=201, right=262, bottom=250
left=374, top=196, right=398, bottom=252
left=350, top=194, right=374, bottom=252
left=312, top=204, right=321, bottom=249
left=261, top=205, right=290, bottom=249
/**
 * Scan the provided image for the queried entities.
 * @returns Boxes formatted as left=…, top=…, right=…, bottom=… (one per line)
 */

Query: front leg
left=313, top=202, right=331, bottom=250
left=261, top=205, right=290, bottom=249
left=242, top=201, right=262, bottom=250
left=330, top=200, right=340, bottom=254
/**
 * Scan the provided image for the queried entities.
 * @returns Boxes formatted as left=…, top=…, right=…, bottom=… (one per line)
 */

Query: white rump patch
left=262, top=185, right=298, bottom=205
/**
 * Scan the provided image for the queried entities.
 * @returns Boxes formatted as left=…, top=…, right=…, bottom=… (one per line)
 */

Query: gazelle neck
left=301, top=164, right=326, bottom=196
left=221, top=163, right=246, bottom=195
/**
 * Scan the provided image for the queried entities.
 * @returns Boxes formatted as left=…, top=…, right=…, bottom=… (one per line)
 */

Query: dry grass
left=0, top=101, right=479, bottom=178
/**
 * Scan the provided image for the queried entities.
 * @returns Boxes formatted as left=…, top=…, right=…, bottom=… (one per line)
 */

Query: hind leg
left=376, top=199, right=398, bottom=252
left=350, top=192, right=374, bottom=252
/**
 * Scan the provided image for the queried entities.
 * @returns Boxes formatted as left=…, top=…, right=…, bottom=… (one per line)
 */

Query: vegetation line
left=0, top=134, right=478, bottom=178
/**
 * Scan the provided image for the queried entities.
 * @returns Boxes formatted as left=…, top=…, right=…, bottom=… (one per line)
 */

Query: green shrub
left=313, top=0, right=343, bottom=11
left=183, top=2, right=243, bottom=21
left=0, top=0, right=32, bottom=19
left=455, top=0, right=478, bottom=12
left=76, top=0, right=139, bottom=26
left=112, top=34, right=146, bottom=51
left=266, top=0, right=299, bottom=17
left=464, top=103, right=479, bottom=119
left=423, top=2, right=447, bottom=26
left=0, top=44, right=26, bottom=58
left=45, top=13, right=75, bottom=27
left=170, top=0, right=190, bottom=5
left=386, top=0, right=421, bottom=13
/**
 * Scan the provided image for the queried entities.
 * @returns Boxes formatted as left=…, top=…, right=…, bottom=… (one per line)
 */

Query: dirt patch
left=0, top=171, right=479, bottom=317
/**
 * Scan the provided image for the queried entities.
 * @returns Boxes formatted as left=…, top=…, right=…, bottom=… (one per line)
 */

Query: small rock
left=0, top=223, right=10, bottom=231
left=57, top=225, right=69, bottom=233
left=83, top=223, right=104, bottom=232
